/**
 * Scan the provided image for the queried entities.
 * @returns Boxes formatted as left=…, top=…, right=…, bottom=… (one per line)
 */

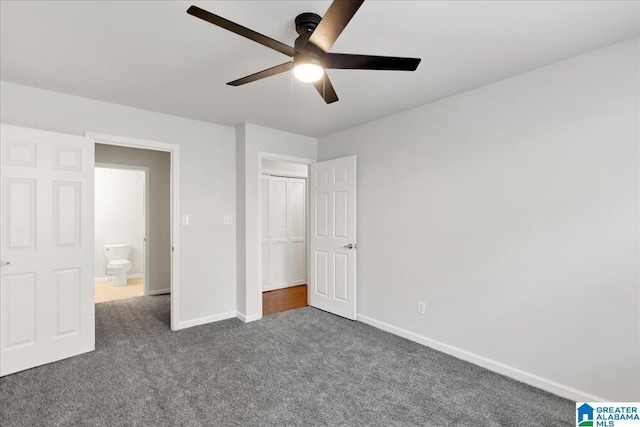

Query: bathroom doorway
left=90, top=135, right=178, bottom=330
left=94, top=164, right=148, bottom=303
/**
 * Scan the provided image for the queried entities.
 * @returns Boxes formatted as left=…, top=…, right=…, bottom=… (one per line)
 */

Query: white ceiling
left=1, top=1, right=638, bottom=137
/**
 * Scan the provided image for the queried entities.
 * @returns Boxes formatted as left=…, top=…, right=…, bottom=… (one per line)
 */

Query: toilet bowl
left=103, top=243, right=132, bottom=286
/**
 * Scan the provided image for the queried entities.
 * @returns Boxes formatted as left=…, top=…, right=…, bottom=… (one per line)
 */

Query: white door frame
left=256, top=152, right=314, bottom=319
left=95, top=163, right=150, bottom=296
left=86, top=132, right=180, bottom=331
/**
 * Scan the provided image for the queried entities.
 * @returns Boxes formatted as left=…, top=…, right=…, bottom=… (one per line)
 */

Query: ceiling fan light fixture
left=293, top=57, right=324, bottom=83
left=187, top=2, right=421, bottom=103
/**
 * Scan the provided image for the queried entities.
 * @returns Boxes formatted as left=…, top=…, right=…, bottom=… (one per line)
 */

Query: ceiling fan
left=187, top=0, right=421, bottom=104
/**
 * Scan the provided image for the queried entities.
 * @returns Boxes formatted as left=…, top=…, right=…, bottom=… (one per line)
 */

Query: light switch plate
left=223, top=216, right=233, bottom=225
left=417, top=301, right=426, bottom=315
left=182, top=215, right=190, bottom=226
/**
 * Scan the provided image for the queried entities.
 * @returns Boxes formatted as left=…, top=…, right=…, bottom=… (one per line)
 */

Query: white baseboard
left=174, top=309, right=262, bottom=331
left=174, top=311, right=237, bottom=330
left=356, top=313, right=607, bottom=402
left=95, top=273, right=143, bottom=283
left=237, top=312, right=262, bottom=323
left=147, top=288, right=170, bottom=296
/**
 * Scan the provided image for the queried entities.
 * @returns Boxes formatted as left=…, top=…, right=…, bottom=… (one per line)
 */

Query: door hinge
left=172, top=246, right=174, bottom=252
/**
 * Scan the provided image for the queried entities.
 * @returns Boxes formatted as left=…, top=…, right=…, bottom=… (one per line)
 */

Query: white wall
left=318, top=38, right=639, bottom=401
left=262, top=159, right=309, bottom=177
left=236, top=123, right=317, bottom=320
left=95, top=167, right=145, bottom=278
left=0, top=81, right=237, bottom=328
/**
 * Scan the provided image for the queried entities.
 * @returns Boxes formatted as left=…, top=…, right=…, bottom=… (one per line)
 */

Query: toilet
left=103, top=243, right=132, bottom=286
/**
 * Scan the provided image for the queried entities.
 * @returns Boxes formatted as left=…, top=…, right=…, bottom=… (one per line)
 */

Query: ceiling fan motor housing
left=294, top=13, right=325, bottom=58
left=295, top=12, right=322, bottom=35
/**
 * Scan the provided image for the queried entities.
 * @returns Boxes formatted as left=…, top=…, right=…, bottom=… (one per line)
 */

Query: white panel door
left=261, top=175, right=307, bottom=292
left=0, top=124, right=94, bottom=376
left=309, top=156, right=356, bottom=320
left=260, top=176, right=270, bottom=289
left=268, top=176, right=289, bottom=290
left=287, top=178, right=306, bottom=286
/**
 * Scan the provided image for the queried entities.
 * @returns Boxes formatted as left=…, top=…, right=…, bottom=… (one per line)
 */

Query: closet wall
left=261, top=160, right=307, bottom=292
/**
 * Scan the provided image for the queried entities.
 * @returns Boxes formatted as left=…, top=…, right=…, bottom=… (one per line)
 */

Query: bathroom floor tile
left=95, top=278, right=143, bottom=303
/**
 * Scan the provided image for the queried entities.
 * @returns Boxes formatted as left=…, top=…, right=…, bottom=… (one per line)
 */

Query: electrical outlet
left=223, top=216, right=233, bottom=225
left=417, top=301, right=426, bottom=315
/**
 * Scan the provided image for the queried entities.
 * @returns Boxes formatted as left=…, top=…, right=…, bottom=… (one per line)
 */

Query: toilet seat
left=108, top=260, right=132, bottom=268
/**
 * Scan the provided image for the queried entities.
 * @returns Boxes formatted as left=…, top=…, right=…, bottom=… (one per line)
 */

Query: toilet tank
left=103, top=243, right=131, bottom=261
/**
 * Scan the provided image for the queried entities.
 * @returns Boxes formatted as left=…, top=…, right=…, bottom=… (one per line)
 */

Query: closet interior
left=261, top=159, right=308, bottom=314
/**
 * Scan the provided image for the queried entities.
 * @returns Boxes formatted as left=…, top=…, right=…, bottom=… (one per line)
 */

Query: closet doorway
left=260, top=159, right=309, bottom=315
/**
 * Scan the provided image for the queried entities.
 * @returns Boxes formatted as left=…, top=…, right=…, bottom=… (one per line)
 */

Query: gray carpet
left=0, top=295, right=573, bottom=426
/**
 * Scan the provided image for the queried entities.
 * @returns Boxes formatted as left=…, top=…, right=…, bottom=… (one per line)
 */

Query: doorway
left=94, top=164, right=148, bottom=303
left=88, top=132, right=180, bottom=331
left=252, top=153, right=358, bottom=322
left=260, top=158, right=309, bottom=315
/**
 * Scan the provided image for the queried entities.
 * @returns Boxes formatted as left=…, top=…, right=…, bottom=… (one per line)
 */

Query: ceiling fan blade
left=324, top=53, right=421, bottom=71
left=227, top=62, right=293, bottom=86
left=187, top=5, right=295, bottom=57
left=313, top=73, right=339, bottom=104
left=307, top=0, right=364, bottom=53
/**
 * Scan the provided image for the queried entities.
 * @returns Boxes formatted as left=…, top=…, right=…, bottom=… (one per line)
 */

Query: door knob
left=343, top=244, right=357, bottom=250
left=0, top=261, right=10, bottom=266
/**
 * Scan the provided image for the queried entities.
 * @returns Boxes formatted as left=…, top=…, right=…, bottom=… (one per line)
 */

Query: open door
left=1, top=124, right=95, bottom=376
left=309, top=155, right=357, bottom=320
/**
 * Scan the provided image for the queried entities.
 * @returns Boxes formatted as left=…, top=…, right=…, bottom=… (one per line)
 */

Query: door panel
left=53, top=146, right=81, bottom=171
left=309, top=156, right=357, bottom=320
left=0, top=124, right=94, bottom=376
left=3, top=140, right=36, bottom=167
left=260, top=177, right=269, bottom=289
left=334, top=191, right=348, bottom=239
left=54, top=268, right=81, bottom=337
left=53, top=181, right=81, bottom=247
left=270, top=242, right=288, bottom=287
left=287, top=178, right=306, bottom=286
left=289, top=180, right=305, bottom=238
left=334, top=253, right=348, bottom=301
left=4, top=178, right=36, bottom=249
left=287, top=240, right=305, bottom=284
left=269, top=178, right=288, bottom=240
left=315, top=251, right=328, bottom=296
left=261, top=243, right=269, bottom=288
left=315, top=193, right=328, bottom=237
left=2, top=272, right=36, bottom=348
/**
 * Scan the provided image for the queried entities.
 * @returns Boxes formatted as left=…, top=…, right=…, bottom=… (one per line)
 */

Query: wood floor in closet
left=262, top=284, right=308, bottom=315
